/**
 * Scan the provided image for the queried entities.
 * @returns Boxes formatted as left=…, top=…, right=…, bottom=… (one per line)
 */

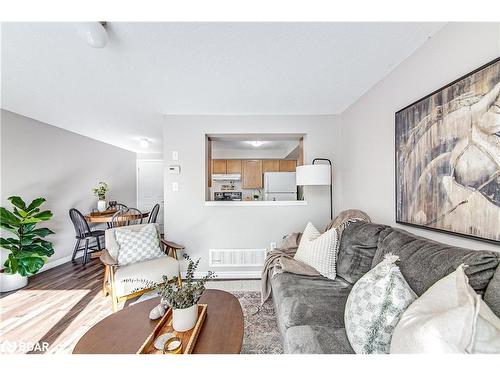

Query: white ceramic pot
left=172, top=304, right=198, bottom=332
left=97, top=200, right=106, bottom=212
left=0, top=272, right=28, bottom=292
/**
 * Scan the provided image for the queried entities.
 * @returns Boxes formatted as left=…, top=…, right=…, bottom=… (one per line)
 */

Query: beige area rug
left=134, top=290, right=283, bottom=354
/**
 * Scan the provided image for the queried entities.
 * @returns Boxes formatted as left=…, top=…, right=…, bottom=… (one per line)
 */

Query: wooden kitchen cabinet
left=242, top=160, right=263, bottom=189
left=212, top=159, right=227, bottom=174
left=279, top=159, right=297, bottom=172
left=262, top=160, right=280, bottom=173
left=226, top=159, right=242, bottom=174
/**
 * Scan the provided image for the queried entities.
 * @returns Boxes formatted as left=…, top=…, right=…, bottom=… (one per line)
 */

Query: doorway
left=137, top=159, right=164, bottom=232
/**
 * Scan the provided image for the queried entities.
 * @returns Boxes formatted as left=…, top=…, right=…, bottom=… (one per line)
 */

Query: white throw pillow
left=344, top=254, right=417, bottom=354
left=293, top=222, right=337, bottom=279
left=390, top=264, right=500, bottom=354
left=115, top=224, right=164, bottom=266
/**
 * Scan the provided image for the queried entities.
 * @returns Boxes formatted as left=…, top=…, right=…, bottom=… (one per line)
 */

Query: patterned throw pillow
left=344, top=254, right=417, bottom=354
left=294, top=222, right=337, bottom=279
left=115, top=224, right=164, bottom=266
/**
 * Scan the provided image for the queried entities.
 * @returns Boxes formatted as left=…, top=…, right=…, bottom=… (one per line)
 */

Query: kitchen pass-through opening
left=205, top=134, right=305, bottom=203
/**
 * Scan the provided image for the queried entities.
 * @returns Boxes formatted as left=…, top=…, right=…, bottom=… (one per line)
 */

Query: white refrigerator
left=263, top=172, right=297, bottom=201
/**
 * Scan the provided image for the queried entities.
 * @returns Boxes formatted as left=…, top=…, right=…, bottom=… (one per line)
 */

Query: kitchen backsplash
left=210, top=180, right=262, bottom=201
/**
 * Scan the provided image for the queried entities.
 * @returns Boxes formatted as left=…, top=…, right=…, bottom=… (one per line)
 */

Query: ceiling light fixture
left=139, top=138, right=150, bottom=148
left=78, top=22, right=108, bottom=48
left=249, top=141, right=264, bottom=147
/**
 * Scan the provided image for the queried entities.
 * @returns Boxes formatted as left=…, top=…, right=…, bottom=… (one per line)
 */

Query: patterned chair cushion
left=344, top=254, right=417, bottom=354
left=114, top=224, right=164, bottom=266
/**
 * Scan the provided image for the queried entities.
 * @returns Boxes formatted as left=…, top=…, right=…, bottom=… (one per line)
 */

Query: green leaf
left=21, top=210, right=52, bottom=224
left=23, top=223, right=36, bottom=232
left=5, top=254, right=18, bottom=274
left=26, top=198, right=46, bottom=212
left=0, top=222, right=19, bottom=235
left=23, top=243, right=54, bottom=257
left=21, top=217, right=44, bottom=224
left=17, top=256, right=45, bottom=276
left=26, top=228, right=54, bottom=237
left=8, top=196, right=26, bottom=210
left=0, top=207, right=21, bottom=227
left=13, top=207, right=29, bottom=218
left=20, top=236, right=35, bottom=246
left=0, top=238, right=20, bottom=251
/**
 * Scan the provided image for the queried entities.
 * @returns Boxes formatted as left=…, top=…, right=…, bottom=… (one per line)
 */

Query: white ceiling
left=1, top=22, right=444, bottom=153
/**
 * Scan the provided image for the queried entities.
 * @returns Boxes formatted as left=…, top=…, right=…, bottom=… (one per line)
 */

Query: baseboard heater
left=209, top=248, right=267, bottom=267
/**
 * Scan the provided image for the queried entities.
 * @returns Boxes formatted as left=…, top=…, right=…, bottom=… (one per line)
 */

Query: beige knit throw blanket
left=260, top=209, right=371, bottom=304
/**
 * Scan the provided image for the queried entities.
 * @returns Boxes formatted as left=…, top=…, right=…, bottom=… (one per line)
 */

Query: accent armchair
left=100, top=223, right=184, bottom=312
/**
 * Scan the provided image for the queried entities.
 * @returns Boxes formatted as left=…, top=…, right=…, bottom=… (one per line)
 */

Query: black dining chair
left=110, top=207, right=143, bottom=228
left=147, top=204, right=160, bottom=224
left=69, top=208, right=105, bottom=265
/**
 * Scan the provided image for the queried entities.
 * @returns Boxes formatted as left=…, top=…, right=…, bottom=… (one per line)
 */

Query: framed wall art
left=395, top=57, right=500, bottom=244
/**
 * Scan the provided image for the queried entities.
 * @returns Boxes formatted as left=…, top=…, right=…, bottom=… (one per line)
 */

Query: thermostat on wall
left=168, top=165, right=180, bottom=174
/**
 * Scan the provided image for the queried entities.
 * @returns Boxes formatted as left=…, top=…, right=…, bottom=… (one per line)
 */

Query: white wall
left=0, top=110, right=137, bottom=269
left=339, top=22, right=500, bottom=252
left=164, top=115, right=341, bottom=275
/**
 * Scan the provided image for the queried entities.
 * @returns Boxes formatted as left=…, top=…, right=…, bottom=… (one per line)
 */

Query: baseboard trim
left=39, top=255, right=73, bottom=273
left=183, top=271, right=262, bottom=279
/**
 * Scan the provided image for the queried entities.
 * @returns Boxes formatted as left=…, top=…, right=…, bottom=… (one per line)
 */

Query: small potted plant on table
left=158, top=255, right=215, bottom=332
left=0, top=196, right=54, bottom=292
left=92, top=182, right=108, bottom=212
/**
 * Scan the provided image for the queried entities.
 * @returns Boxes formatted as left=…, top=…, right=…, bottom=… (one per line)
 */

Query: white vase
left=97, top=200, right=106, bottom=212
left=172, top=304, right=198, bottom=332
left=0, top=272, right=28, bottom=292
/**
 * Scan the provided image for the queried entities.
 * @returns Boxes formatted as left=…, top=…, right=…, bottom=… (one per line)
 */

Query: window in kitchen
left=205, top=134, right=305, bottom=203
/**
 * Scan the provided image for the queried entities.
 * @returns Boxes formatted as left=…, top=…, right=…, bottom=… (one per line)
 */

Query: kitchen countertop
left=204, top=200, right=308, bottom=207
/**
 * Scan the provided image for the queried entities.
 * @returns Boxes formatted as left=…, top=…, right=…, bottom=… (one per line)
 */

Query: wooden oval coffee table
left=73, top=289, right=243, bottom=354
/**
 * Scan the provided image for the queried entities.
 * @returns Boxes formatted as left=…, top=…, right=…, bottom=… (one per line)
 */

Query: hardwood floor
left=0, top=258, right=260, bottom=354
left=0, top=258, right=114, bottom=354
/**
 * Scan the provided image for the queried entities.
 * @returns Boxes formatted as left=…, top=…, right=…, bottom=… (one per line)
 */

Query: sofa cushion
left=284, top=325, right=354, bottom=354
left=271, top=272, right=352, bottom=334
left=336, top=221, right=388, bottom=284
left=484, top=265, right=500, bottom=318
left=373, top=227, right=500, bottom=296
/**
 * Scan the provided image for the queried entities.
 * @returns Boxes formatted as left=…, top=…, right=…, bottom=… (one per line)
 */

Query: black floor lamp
left=296, top=158, right=333, bottom=220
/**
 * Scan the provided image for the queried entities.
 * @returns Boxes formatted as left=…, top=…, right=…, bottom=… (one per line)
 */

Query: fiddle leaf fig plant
left=0, top=196, right=55, bottom=276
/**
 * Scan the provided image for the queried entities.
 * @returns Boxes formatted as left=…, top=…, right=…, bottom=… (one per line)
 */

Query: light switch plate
left=172, top=151, right=179, bottom=161
left=172, top=182, right=179, bottom=192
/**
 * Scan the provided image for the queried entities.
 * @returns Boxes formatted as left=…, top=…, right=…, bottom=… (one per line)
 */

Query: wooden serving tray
left=137, top=304, right=207, bottom=354
left=89, top=209, right=117, bottom=217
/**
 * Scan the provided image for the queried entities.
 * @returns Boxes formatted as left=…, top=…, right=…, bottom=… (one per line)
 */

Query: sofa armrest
left=100, top=249, right=118, bottom=266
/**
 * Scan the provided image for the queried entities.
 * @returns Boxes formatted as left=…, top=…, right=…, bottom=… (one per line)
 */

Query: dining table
left=84, top=209, right=150, bottom=227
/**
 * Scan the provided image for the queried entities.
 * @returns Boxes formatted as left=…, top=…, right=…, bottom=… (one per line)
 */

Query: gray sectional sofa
left=270, top=221, right=500, bottom=354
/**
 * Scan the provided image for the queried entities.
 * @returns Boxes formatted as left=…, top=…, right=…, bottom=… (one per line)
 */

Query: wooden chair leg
left=82, top=238, right=90, bottom=265
left=71, top=239, right=80, bottom=262
left=109, top=267, right=119, bottom=313
left=103, top=265, right=110, bottom=297
left=112, top=295, right=118, bottom=313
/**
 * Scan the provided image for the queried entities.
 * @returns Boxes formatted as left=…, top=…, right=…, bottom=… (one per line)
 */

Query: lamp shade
left=296, top=164, right=331, bottom=186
